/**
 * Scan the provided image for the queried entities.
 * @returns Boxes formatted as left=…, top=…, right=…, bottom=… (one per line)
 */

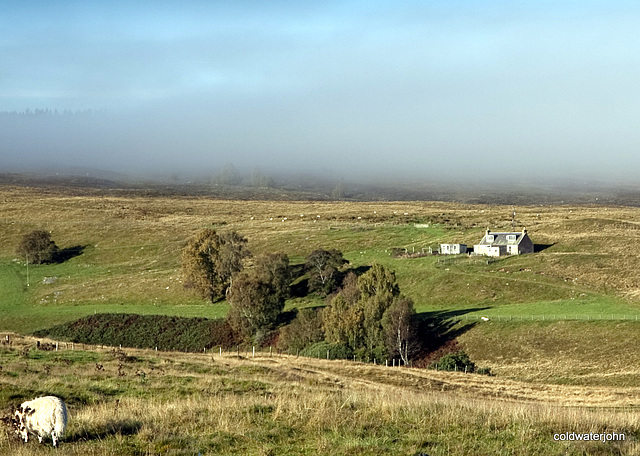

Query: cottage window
left=486, top=235, right=494, bottom=242
left=506, top=235, right=516, bottom=242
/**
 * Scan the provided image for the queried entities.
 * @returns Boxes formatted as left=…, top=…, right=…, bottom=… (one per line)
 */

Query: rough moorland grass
left=459, top=320, right=640, bottom=386
left=6, top=186, right=640, bottom=387
left=1, top=335, right=639, bottom=455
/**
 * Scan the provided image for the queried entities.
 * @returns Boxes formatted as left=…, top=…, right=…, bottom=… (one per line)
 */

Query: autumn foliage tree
left=322, top=264, right=416, bottom=362
left=382, top=297, right=416, bottom=365
left=16, top=230, right=59, bottom=264
left=253, top=253, right=290, bottom=304
left=322, top=272, right=363, bottom=351
left=277, top=307, right=324, bottom=352
left=182, top=229, right=250, bottom=302
left=227, top=253, right=291, bottom=342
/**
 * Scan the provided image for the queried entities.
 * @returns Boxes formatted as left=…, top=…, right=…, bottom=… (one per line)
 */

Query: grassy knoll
left=1, top=334, right=639, bottom=455
left=0, top=260, right=228, bottom=333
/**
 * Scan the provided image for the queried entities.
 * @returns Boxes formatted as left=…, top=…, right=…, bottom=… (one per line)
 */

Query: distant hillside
left=2, top=170, right=640, bottom=205
left=0, top=172, right=119, bottom=189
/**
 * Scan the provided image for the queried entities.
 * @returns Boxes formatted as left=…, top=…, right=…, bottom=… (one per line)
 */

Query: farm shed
left=474, top=228, right=533, bottom=257
left=440, top=244, right=467, bottom=255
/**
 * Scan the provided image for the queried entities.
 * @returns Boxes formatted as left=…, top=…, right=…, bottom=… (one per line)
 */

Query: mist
left=2, top=1, right=640, bottom=185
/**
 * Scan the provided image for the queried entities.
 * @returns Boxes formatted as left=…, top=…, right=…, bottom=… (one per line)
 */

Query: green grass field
left=4, top=227, right=639, bottom=334
left=0, top=260, right=228, bottom=333
left=3, top=187, right=640, bottom=387
left=5, top=187, right=640, bottom=454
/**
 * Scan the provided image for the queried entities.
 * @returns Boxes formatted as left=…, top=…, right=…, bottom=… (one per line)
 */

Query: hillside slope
left=3, top=186, right=640, bottom=388
left=0, top=334, right=637, bottom=455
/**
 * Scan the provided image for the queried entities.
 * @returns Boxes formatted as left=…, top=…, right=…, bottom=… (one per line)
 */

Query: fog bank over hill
left=3, top=2, right=640, bottom=188
left=1, top=107, right=639, bottom=186
left=2, top=164, right=640, bottom=207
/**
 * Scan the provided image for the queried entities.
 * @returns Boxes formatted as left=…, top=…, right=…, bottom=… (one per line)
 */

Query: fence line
left=458, top=314, right=640, bottom=322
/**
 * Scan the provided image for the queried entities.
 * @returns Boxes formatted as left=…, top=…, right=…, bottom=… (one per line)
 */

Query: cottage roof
left=478, top=230, right=528, bottom=246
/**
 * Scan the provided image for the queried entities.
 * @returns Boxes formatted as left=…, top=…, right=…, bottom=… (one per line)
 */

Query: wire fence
left=1, top=334, right=415, bottom=369
left=457, top=314, right=640, bottom=322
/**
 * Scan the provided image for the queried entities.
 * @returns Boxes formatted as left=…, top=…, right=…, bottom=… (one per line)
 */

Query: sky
left=2, top=0, right=640, bottom=182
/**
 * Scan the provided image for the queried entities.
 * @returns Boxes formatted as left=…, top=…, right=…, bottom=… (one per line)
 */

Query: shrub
left=277, top=308, right=324, bottom=352
left=431, top=351, right=476, bottom=373
left=301, top=341, right=353, bottom=360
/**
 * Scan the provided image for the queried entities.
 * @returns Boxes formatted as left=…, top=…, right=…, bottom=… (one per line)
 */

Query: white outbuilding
left=439, top=244, right=467, bottom=255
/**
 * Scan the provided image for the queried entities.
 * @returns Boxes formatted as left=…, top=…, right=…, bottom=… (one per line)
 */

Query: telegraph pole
left=25, top=253, right=29, bottom=287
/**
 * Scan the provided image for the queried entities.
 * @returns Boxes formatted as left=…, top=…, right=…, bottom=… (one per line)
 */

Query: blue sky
left=2, top=1, right=640, bottom=180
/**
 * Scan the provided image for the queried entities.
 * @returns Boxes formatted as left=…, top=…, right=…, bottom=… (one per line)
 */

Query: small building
left=474, top=228, right=533, bottom=257
left=440, top=243, right=467, bottom=255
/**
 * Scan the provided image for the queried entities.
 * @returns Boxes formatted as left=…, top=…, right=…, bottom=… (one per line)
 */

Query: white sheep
left=14, top=396, right=67, bottom=447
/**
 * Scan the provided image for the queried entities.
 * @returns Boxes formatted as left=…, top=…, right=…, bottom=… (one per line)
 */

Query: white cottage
left=474, top=228, right=533, bottom=257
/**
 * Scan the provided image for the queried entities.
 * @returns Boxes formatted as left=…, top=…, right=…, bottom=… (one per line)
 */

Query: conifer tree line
left=182, top=229, right=419, bottom=362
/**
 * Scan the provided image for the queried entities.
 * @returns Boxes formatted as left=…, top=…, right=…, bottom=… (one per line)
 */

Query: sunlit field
left=3, top=185, right=640, bottom=454
left=1, top=334, right=639, bottom=455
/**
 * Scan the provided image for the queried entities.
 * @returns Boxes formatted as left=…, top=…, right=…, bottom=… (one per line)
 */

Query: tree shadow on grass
left=277, top=309, right=298, bottom=326
left=54, top=245, right=88, bottom=263
left=534, top=243, right=555, bottom=253
left=413, top=307, right=492, bottom=365
left=349, top=265, right=371, bottom=276
left=67, top=419, right=143, bottom=443
left=288, top=264, right=371, bottom=299
left=290, top=277, right=309, bottom=298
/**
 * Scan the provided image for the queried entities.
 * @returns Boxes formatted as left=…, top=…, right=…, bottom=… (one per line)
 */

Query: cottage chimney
left=522, top=227, right=527, bottom=234
left=485, top=228, right=490, bottom=236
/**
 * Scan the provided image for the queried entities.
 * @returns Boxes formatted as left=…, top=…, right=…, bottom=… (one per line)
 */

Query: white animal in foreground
left=481, top=316, right=490, bottom=321
left=14, top=396, right=67, bottom=447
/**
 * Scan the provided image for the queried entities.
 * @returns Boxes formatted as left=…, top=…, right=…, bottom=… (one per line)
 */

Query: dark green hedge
left=33, top=313, right=237, bottom=352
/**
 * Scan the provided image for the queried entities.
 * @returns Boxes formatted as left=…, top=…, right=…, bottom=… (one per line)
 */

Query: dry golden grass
left=1, top=333, right=639, bottom=455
